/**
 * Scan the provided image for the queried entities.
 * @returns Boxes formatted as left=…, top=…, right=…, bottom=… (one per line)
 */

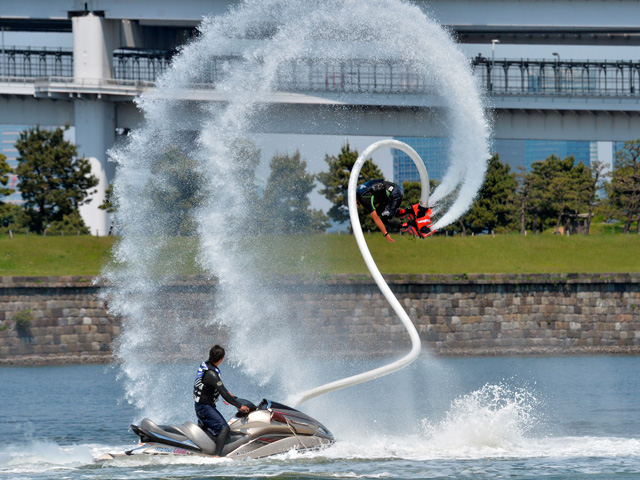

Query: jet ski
left=95, top=399, right=333, bottom=461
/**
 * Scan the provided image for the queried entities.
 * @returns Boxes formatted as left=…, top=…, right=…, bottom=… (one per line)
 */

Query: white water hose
left=294, top=140, right=429, bottom=406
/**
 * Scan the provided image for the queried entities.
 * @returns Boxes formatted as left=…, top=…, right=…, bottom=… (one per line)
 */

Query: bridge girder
left=2, top=0, right=640, bottom=45
left=1, top=93, right=638, bottom=142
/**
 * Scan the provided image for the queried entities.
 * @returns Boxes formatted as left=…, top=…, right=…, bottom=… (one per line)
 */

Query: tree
left=606, top=140, right=640, bottom=233
left=144, top=147, right=206, bottom=236
left=515, top=166, right=530, bottom=234
left=400, top=179, right=440, bottom=208
left=0, top=153, right=13, bottom=199
left=46, top=211, right=90, bottom=235
left=317, top=142, right=384, bottom=231
left=515, top=154, right=599, bottom=235
left=0, top=153, right=21, bottom=233
left=99, top=183, right=116, bottom=214
left=0, top=203, right=29, bottom=234
left=15, top=126, right=98, bottom=234
left=580, top=161, right=606, bottom=235
left=457, top=154, right=518, bottom=234
left=561, top=160, right=598, bottom=235
left=259, top=151, right=330, bottom=234
left=524, top=155, right=581, bottom=233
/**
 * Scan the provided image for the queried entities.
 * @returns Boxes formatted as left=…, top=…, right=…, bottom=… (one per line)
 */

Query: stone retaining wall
left=0, top=277, right=120, bottom=365
left=0, top=274, right=638, bottom=365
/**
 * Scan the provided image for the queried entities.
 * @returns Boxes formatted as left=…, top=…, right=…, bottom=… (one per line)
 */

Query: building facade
left=393, top=136, right=598, bottom=185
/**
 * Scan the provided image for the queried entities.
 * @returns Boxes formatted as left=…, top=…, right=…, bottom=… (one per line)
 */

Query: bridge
left=2, top=47, right=638, bottom=137
left=2, top=0, right=640, bottom=234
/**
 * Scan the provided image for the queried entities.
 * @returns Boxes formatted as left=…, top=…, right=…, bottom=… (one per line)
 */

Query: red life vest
left=410, top=204, right=433, bottom=237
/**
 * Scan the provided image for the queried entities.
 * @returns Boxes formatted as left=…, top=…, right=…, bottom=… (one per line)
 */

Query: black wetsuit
left=193, top=361, right=242, bottom=456
left=356, top=179, right=404, bottom=231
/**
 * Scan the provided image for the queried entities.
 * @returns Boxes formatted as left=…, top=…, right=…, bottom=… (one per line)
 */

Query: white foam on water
left=322, top=380, right=640, bottom=462
left=6, top=434, right=637, bottom=476
left=0, top=440, right=94, bottom=474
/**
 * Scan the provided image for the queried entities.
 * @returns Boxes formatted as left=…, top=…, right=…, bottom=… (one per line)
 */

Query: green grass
left=0, top=235, right=116, bottom=276
left=264, top=232, right=640, bottom=275
left=1, top=232, right=639, bottom=277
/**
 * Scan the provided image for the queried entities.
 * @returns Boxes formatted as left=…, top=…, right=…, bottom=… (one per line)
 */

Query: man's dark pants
left=195, top=402, right=229, bottom=456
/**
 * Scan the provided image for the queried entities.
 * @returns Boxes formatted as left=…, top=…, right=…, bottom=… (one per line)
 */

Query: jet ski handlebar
left=234, top=397, right=258, bottom=417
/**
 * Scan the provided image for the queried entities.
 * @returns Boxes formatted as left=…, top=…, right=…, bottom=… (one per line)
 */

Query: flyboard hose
left=293, top=140, right=430, bottom=406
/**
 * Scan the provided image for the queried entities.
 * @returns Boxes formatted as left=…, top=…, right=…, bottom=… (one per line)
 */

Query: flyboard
left=293, top=139, right=430, bottom=406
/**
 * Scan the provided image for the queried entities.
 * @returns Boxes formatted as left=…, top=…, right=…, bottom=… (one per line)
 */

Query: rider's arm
left=203, top=371, right=243, bottom=409
left=370, top=211, right=394, bottom=242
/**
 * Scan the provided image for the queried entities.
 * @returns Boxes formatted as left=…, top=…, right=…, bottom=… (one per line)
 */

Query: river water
left=1, top=355, right=639, bottom=479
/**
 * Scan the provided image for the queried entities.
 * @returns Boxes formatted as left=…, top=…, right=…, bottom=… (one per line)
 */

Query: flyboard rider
left=356, top=179, right=434, bottom=242
left=194, top=345, right=249, bottom=457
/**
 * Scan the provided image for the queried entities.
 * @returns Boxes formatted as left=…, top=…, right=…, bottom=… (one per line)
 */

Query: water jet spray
left=105, top=0, right=490, bottom=418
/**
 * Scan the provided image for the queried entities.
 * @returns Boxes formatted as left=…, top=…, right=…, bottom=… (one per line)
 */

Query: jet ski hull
left=96, top=399, right=333, bottom=461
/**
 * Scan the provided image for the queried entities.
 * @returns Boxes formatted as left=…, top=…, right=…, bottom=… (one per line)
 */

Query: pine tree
left=525, top=155, right=573, bottom=233
left=400, top=179, right=440, bottom=208
left=99, top=184, right=116, bottom=214
left=0, top=154, right=25, bottom=233
left=144, top=147, right=206, bottom=236
left=260, top=151, right=330, bottom=234
left=459, top=154, right=518, bottom=234
left=15, top=126, right=98, bottom=234
left=317, top=143, right=384, bottom=231
left=515, top=166, right=530, bottom=234
left=517, top=154, right=595, bottom=234
left=606, top=140, right=640, bottom=233
left=0, top=153, right=13, bottom=198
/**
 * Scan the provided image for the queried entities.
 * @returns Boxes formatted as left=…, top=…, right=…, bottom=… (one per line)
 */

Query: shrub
left=47, top=212, right=90, bottom=235
left=13, top=310, right=33, bottom=336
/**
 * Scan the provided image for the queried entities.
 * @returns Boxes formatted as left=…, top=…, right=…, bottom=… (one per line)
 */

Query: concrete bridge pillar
left=72, top=13, right=117, bottom=236
left=75, top=100, right=116, bottom=237
left=72, top=13, right=117, bottom=81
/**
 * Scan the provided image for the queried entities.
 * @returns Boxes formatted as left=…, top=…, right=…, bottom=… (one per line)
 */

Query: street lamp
left=1, top=27, right=4, bottom=78
left=552, top=52, right=561, bottom=92
left=490, top=39, right=500, bottom=91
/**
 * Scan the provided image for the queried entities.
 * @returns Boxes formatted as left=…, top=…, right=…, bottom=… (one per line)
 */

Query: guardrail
left=33, top=76, right=156, bottom=88
left=472, top=55, right=640, bottom=97
left=112, top=49, right=174, bottom=82
left=0, top=47, right=73, bottom=78
left=0, top=47, right=172, bottom=83
left=2, top=47, right=639, bottom=99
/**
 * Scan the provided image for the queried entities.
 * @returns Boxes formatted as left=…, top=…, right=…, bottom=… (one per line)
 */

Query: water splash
left=0, top=441, right=94, bottom=471
left=420, top=382, right=541, bottom=451
left=104, top=0, right=489, bottom=419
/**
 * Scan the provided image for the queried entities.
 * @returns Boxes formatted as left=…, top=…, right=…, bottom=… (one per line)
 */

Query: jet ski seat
left=139, top=418, right=217, bottom=455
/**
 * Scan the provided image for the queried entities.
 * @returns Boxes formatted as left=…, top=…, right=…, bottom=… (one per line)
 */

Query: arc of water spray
left=294, top=140, right=429, bottom=406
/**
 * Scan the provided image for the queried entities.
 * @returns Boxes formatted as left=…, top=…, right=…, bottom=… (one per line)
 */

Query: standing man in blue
left=194, top=345, right=249, bottom=457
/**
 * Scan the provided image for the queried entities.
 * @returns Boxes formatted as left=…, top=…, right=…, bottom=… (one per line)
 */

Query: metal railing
left=472, top=55, right=640, bottom=97
left=275, top=58, right=432, bottom=94
left=1, top=46, right=639, bottom=99
left=0, top=47, right=172, bottom=82
left=113, top=49, right=174, bottom=82
left=0, top=46, right=73, bottom=78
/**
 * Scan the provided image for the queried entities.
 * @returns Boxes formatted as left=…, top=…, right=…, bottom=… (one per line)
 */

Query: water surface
left=1, top=356, right=639, bottom=479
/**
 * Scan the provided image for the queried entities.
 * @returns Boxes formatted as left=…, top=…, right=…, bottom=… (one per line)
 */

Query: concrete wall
left=0, top=273, right=638, bottom=365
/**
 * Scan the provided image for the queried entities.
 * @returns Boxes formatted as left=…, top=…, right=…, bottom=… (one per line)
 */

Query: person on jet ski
left=356, top=179, right=433, bottom=241
left=194, top=345, right=249, bottom=457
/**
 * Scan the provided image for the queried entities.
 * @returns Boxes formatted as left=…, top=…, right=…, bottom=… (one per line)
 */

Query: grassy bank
left=1, top=233, right=639, bottom=277
left=270, top=233, right=640, bottom=275
left=0, top=236, right=116, bottom=276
